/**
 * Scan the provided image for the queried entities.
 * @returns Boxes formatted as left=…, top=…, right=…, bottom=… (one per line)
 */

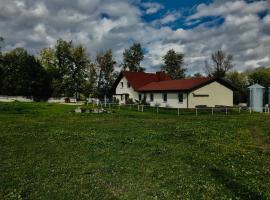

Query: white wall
left=146, top=92, right=188, bottom=108
left=114, top=77, right=139, bottom=104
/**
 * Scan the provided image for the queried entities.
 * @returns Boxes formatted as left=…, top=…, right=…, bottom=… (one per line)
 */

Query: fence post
left=178, top=108, right=179, bottom=116
left=138, top=105, right=139, bottom=111
left=249, top=107, right=252, bottom=114
left=238, top=107, right=241, bottom=113
left=142, top=105, right=144, bottom=112
left=196, top=108, right=198, bottom=116
left=226, top=107, right=228, bottom=115
left=156, top=106, right=159, bottom=113
left=212, top=107, right=214, bottom=115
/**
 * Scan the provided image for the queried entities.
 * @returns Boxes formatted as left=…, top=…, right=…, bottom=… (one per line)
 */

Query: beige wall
left=114, top=77, right=139, bottom=104
left=188, top=81, right=233, bottom=108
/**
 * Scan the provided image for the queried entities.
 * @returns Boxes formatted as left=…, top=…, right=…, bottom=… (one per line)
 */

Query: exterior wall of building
left=188, top=81, right=233, bottom=108
left=146, top=92, right=188, bottom=108
left=114, top=77, right=139, bottom=104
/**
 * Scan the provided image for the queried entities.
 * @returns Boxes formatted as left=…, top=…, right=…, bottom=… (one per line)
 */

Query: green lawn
left=1, top=102, right=270, bottom=200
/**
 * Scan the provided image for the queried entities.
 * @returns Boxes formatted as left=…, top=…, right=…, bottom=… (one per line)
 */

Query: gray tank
left=248, top=84, right=265, bottom=112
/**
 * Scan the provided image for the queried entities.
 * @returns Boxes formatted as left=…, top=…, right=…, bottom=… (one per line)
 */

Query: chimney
left=156, top=71, right=166, bottom=81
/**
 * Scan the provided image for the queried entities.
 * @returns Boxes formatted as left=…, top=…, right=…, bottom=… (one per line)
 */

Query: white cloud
left=142, top=2, right=164, bottom=14
left=0, top=0, right=269, bottom=74
left=152, top=12, right=181, bottom=25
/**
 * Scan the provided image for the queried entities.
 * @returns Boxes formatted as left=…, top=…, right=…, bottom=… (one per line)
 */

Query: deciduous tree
left=205, top=50, right=233, bottom=78
left=122, top=43, right=144, bottom=72
left=96, top=50, right=117, bottom=97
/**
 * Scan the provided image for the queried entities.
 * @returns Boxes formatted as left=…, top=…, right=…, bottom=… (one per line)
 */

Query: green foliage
left=122, top=43, right=145, bottom=72
left=226, top=71, right=249, bottom=104
left=96, top=49, right=117, bottom=97
left=162, top=49, right=186, bottom=80
left=39, top=39, right=93, bottom=99
left=248, top=67, right=270, bottom=87
left=0, top=48, right=52, bottom=99
left=0, top=102, right=270, bottom=199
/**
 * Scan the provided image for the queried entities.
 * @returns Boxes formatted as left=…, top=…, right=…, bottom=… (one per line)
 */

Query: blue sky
left=0, top=0, right=269, bottom=74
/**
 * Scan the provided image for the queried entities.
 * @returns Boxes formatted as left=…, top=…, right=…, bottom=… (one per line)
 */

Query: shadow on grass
left=210, top=168, right=266, bottom=200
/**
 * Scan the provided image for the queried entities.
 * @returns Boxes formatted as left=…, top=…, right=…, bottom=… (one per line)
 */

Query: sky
left=0, top=0, right=270, bottom=74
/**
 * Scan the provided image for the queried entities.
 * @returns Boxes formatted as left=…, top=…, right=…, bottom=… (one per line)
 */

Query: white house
left=113, top=71, right=236, bottom=108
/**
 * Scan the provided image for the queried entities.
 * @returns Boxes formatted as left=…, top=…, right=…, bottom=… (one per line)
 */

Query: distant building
left=113, top=71, right=237, bottom=108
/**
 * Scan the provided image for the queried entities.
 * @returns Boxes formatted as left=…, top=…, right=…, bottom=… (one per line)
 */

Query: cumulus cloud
left=142, top=2, right=164, bottom=14
left=152, top=12, right=181, bottom=26
left=0, top=0, right=269, bottom=74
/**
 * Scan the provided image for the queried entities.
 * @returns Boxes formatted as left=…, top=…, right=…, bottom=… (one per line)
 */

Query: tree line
left=0, top=37, right=269, bottom=102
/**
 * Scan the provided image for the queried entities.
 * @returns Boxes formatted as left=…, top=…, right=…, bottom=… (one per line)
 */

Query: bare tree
left=205, top=50, right=233, bottom=78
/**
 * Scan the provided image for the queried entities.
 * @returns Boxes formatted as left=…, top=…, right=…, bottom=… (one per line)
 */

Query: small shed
left=248, top=84, right=265, bottom=112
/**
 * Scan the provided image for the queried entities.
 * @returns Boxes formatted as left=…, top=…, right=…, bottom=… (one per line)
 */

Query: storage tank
left=248, top=84, right=265, bottom=112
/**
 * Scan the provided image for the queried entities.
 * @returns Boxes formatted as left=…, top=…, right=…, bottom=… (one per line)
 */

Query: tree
left=82, top=62, right=97, bottom=98
left=0, top=36, right=3, bottom=50
left=162, top=49, right=186, bottom=80
left=96, top=50, right=117, bottom=97
left=205, top=50, right=233, bottom=78
left=226, top=71, right=249, bottom=104
left=67, top=44, right=91, bottom=100
left=0, top=37, right=4, bottom=92
left=248, top=67, right=270, bottom=87
left=193, top=72, right=203, bottom=78
left=122, top=43, right=144, bottom=72
left=1, top=48, right=52, bottom=99
left=39, top=39, right=92, bottom=100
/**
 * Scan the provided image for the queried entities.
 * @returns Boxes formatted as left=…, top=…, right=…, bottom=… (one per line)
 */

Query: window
left=143, top=94, right=147, bottom=101
left=150, top=93, right=154, bottom=102
left=139, top=94, right=142, bottom=101
left=127, top=82, right=131, bottom=88
left=178, top=93, right=183, bottom=103
left=120, top=82, right=123, bottom=88
left=163, top=93, right=167, bottom=102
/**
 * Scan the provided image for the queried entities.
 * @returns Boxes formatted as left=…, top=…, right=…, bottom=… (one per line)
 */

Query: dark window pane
left=178, top=93, right=183, bottom=103
left=150, top=94, right=154, bottom=102
left=163, top=93, right=167, bottom=102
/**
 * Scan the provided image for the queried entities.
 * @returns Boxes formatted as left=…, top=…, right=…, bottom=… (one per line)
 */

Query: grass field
left=1, top=102, right=270, bottom=200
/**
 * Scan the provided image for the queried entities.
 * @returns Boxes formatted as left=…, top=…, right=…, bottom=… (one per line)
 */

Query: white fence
left=96, top=102, right=270, bottom=116
left=0, top=95, right=33, bottom=102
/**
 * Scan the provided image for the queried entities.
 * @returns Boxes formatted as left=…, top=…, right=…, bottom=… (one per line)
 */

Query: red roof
left=137, top=77, right=217, bottom=91
left=122, top=71, right=171, bottom=90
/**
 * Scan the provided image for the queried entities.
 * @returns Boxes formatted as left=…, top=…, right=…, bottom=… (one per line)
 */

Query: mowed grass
left=0, top=103, right=270, bottom=200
